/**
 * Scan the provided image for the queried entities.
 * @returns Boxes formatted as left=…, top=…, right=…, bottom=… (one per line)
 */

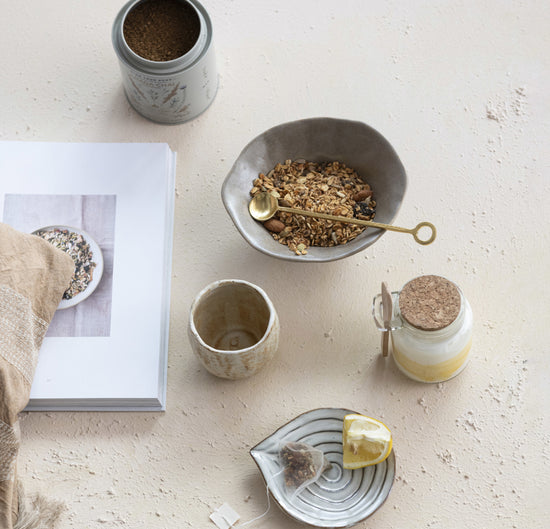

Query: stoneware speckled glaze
left=250, top=408, right=395, bottom=527
left=222, top=117, right=407, bottom=262
left=188, top=279, right=279, bottom=379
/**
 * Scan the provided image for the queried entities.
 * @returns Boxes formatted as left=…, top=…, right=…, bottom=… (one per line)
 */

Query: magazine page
left=0, top=142, right=175, bottom=410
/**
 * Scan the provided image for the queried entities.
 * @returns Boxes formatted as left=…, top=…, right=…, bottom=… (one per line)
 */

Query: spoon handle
left=277, top=206, right=436, bottom=245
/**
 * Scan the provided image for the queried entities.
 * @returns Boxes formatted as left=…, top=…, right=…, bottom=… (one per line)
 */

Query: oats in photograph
left=34, top=228, right=97, bottom=299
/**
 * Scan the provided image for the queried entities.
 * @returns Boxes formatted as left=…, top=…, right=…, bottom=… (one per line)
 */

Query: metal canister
left=112, top=0, right=218, bottom=124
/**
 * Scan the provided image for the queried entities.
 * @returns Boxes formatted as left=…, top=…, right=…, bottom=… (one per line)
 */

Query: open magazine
left=0, top=142, right=176, bottom=411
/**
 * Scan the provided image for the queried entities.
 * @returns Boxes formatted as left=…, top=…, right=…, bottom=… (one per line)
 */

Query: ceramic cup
left=188, top=279, right=279, bottom=379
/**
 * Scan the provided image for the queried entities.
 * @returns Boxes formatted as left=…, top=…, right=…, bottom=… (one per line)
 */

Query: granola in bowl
left=250, top=159, right=376, bottom=255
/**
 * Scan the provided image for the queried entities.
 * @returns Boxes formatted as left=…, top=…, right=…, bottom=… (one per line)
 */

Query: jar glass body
left=373, top=282, right=473, bottom=383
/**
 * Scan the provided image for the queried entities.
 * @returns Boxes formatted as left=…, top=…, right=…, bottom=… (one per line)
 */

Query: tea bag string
left=239, top=468, right=284, bottom=527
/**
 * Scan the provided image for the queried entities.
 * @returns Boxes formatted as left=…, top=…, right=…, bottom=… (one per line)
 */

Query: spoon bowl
left=248, top=192, right=278, bottom=222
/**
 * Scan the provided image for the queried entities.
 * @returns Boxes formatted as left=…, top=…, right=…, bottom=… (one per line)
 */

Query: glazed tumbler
left=188, top=279, right=279, bottom=379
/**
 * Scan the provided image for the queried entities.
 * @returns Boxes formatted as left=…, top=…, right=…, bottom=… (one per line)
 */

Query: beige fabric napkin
left=0, top=223, right=74, bottom=529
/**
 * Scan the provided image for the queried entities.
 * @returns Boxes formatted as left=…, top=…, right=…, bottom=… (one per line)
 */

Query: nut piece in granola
left=249, top=159, right=376, bottom=255
left=263, top=218, right=285, bottom=233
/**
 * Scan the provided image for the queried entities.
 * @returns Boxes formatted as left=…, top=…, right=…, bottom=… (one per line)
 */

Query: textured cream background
left=1, top=1, right=549, bottom=527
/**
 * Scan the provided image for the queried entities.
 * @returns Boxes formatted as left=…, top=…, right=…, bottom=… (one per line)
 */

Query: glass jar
left=373, top=275, right=473, bottom=383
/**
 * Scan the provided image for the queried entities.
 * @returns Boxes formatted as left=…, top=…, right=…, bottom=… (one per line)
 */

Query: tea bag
left=217, top=443, right=330, bottom=528
left=279, top=442, right=331, bottom=498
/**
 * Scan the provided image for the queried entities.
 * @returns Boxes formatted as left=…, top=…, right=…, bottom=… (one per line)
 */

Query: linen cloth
left=0, top=223, right=74, bottom=528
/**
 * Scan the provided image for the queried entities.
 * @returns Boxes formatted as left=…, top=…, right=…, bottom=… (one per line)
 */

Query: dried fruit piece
left=353, top=202, right=376, bottom=219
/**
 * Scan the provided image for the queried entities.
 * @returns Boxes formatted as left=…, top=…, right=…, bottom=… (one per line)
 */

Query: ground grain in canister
left=123, top=0, right=201, bottom=62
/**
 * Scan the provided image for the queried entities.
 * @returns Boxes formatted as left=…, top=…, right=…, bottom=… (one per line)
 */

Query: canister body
left=112, top=0, right=218, bottom=124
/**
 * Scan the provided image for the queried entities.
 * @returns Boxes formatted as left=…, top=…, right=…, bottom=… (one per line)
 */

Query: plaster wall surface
left=1, top=1, right=549, bottom=528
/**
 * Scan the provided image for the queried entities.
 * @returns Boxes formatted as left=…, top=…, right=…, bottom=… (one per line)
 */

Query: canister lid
left=399, top=275, right=461, bottom=331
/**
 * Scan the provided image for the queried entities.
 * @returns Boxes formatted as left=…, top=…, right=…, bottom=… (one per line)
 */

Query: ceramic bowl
left=222, top=117, right=407, bottom=262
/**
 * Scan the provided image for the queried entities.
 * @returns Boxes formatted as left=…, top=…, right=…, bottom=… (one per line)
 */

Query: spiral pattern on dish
left=250, top=408, right=395, bottom=528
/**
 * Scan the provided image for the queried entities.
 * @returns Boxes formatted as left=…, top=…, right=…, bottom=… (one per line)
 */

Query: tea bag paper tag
left=210, top=503, right=240, bottom=529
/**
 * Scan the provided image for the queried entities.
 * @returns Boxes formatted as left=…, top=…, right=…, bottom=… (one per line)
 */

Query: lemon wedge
left=342, top=414, right=393, bottom=469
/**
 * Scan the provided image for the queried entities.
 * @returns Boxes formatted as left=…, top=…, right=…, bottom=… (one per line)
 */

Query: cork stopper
left=398, top=275, right=461, bottom=331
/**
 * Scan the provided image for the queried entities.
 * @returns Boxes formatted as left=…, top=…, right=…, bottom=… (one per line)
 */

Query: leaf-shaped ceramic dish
left=250, top=408, right=395, bottom=527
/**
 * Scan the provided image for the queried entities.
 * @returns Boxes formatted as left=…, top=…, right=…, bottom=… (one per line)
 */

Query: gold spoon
left=249, top=192, right=436, bottom=245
